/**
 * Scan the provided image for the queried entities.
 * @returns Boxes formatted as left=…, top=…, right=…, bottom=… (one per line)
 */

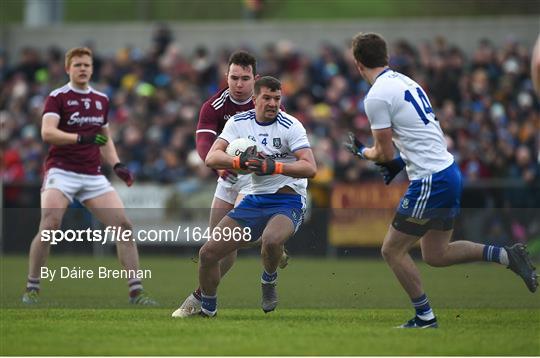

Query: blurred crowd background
left=2, top=0, right=540, bottom=255
left=2, top=25, right=539, bottom=195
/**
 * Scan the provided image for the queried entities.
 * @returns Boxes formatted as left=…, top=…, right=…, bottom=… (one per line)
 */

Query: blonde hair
left=65, top=47, right=93, bottom=68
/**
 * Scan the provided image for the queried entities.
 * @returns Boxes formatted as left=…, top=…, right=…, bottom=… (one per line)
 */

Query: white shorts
left=42, top=168, right=114, bottom=203
left=214, top=174, right=251, bottom=205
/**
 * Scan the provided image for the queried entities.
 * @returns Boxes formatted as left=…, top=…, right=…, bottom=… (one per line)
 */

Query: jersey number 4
left=404, top=87, right=433, bottom=125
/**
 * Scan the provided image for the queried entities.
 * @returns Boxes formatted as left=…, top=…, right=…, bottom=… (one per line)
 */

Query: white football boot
left=171, top=293, right=202, bottom=318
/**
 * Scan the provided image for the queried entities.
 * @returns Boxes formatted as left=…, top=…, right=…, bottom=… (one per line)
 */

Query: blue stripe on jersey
left=234, top=111, right=255, bottom=121
left=280, top=117, right=292, bottom=126
left=235, top=109, right=254, bottom=117
left=292, top=145, right=310, bottom=152
left=277, top=120, right=291, bottom=129
left=234, top=115, right=251, bottom=121
left=277, top=113, right=292, bottom=125
left=375, top=68, right=392, bottom=80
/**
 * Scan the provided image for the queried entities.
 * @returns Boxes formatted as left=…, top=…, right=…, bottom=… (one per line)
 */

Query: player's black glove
left=218, top=169, right=239, bottom=184
left=232, top=145, right=259, bottom=170
left=246, top=157, right=283, bottom=176
left=344, top=132, right=367, bottom=159
left=77, top=134, right=108, bottom=145
left=114, top=162, right=134, bottom=187
left=376, top=156, right=406, bottom=185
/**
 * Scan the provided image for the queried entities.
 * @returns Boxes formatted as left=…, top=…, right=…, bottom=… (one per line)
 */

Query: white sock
left=499, top=248, right=509, bottom=265
left=417, top=309, right=435, bottom=321
left=201, top=307, right=217, bottom=316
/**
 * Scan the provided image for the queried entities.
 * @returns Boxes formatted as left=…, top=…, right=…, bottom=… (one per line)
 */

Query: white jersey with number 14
left=364, top=69, right=454, bottom=180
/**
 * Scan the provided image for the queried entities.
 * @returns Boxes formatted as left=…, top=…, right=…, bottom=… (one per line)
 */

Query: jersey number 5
left=404, top=87, right=433, bottom=125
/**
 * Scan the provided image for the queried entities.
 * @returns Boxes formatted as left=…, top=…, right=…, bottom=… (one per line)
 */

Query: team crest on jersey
left=248, top=135, right=256, bottom=142
left=95, top=100, right=102, bottom=110
left=273, top=138, right=282, bottom=149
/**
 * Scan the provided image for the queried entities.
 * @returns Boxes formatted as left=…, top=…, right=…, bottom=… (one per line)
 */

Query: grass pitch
left=1, top=255, right=539, bottom=355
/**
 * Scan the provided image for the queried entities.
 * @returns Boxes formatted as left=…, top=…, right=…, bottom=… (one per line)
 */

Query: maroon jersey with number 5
left=42, top=83, right=109, bottom=175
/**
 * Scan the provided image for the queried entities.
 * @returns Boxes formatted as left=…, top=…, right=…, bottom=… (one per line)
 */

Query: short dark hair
left=228, top=50, right=257, bottom=75
left=351, top=32, right=388, bottom=68
left=254, top=76, right=281, bottom=95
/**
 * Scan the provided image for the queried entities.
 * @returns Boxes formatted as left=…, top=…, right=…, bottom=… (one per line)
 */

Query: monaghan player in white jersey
left=197, top=76, right=317, bottom=317
left=346, top=32, right=537, bottom=328
left=172, top=51, right=289, bottom=318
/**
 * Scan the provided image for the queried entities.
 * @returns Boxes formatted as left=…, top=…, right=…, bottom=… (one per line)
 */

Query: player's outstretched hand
left=344, top=132, right=367, bottom=159
left=77, top=134, right=108, bottom=145
left=114, top=162, right=134, bottom=187
left=246, top=157, right=283, bottom=176
left=233, top=145, right=259, bottom=170
left=218, top=169, right=238, bottom=184
left=376, top=156, right=406, bottom=185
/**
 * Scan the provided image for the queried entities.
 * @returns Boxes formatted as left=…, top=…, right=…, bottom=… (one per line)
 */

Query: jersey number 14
left=404, top=87, right=434, bottom=125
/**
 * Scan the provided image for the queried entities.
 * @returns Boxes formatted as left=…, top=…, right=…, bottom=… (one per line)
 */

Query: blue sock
left=261, top=270, right=277, bottom=284
left=482, top=245, right=502, bottom=263
left=412, top=294, right=435, bottom=320
left=201, top=293, right=217, bottom=315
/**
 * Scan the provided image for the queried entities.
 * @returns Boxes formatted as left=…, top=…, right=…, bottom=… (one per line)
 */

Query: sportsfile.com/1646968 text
left=40, top=226, right=253, bottom=245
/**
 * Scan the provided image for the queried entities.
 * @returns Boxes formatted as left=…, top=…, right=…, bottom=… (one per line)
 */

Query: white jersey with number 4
left=365, top=69, right=454, bottom=180
left=219, top=109, right=311, bottom=197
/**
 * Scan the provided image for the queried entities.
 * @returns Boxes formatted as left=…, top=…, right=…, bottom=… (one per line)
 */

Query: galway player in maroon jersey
left=22, top=47, right=156, bottom=305
left=172, top=51, right=288, bottom=317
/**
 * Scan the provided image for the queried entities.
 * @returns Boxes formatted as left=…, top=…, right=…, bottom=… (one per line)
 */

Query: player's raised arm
left=344, top=129, right=394, bottom=163
left=345, top=129, right=403, bottom=185
left=344, top=94, right=404, bottom=184
left=345, top=95, right=395, bottom=163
